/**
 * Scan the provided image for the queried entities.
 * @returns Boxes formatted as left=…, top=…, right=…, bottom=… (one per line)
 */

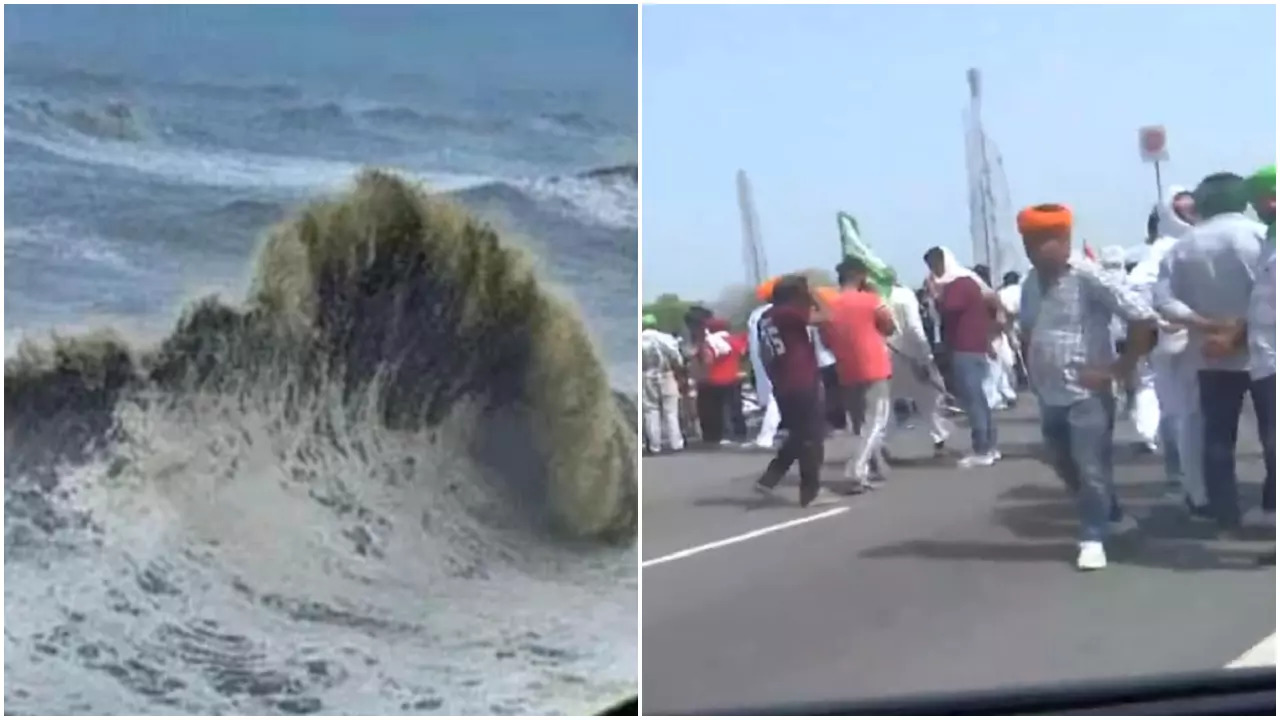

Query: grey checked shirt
left=1024, top=260, right=1157, bottom=407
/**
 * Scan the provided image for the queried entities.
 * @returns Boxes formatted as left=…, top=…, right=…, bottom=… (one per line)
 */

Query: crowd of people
left=641, top=164, right=1275, bottom=570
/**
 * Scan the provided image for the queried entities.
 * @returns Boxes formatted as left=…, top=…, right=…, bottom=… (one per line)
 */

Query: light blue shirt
left=1155, top=212, right=1267, bottom=372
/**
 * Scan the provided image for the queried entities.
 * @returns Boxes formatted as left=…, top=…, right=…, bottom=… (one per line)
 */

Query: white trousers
left=752, top=358, right=782, bottom=445
left=890, top=357, right=950, bottom=444
left=1130, top=358, right=1161, bottom=446
left=846, top=380, right=893, bottom=481
left=642, top=371, right=684, bottom=452
left=983, top=336, right=1018, bottom=408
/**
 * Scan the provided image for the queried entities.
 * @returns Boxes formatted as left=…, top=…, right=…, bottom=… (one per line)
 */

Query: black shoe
left=1258, top=551, right=1276, bottom=566
left=798, top=485, right=819, bottom=507
left=1184, top=497, right=1215, bottom=521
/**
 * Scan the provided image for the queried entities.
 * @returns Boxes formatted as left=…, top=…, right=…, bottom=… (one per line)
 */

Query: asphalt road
left=641, top=400, right=1276, bottom=714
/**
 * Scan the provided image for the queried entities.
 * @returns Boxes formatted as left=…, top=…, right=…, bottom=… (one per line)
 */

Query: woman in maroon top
left=925, top=247, right=1002, bottom=467
left=753, top=275, right=839, bottom=507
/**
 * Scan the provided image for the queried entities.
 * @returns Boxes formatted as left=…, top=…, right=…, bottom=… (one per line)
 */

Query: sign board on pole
left=1139, top=125, right=1169, bottom=163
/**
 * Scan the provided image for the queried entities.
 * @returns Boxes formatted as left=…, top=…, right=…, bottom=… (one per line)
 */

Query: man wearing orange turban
left=1018, top=203, right=1159, bottom=571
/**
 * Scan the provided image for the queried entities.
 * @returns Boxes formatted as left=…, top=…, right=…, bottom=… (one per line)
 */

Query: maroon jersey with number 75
left=757, top=304, right=819, bottom=395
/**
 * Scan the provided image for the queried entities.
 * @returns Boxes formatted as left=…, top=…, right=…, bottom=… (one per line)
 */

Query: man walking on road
left=823, top=257, right=897, bottom=490
left=1128, top=187, right=1206, bottom=512
left=753, top=275, right=841, bottom=508
left=642, top=314, right=686, bottom=455
left=1018, top=203, right=1157, bottom=571
left=885, top=270, right=952, bottom=455
left=925, top=246, right=1001, bottom=468
left=746, top=297, right=782, bottom=449
left=998, top=270, right=1028, bottom=390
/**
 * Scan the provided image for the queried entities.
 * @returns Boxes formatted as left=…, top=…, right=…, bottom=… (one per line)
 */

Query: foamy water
left=6, top=387, right=636, bottom=715
left=5, top=6, right=638, bottom=714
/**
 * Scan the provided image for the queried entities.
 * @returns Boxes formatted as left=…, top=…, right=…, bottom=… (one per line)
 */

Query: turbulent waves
left=4, top=171, right=638, bottom=714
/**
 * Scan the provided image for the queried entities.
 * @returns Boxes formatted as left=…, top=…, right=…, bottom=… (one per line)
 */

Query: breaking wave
left=254, top=102, right=620, bottom=140
left=4, top=170, right=637, bottom=714
left=6, top=98, right=156, bottom=142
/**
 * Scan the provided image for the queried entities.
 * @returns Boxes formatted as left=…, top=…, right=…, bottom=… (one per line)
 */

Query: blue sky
left=642, top=4, right=1276, bottom=300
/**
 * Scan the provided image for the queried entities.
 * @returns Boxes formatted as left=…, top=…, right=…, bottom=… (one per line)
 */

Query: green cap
left=642, top=314, right=657, bottom=329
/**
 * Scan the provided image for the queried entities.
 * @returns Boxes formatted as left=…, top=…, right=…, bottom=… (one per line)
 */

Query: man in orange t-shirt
left=819, top=257, right=897, bottom=490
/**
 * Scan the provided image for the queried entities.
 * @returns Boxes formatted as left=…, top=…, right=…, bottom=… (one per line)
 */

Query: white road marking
left=1226, top=633, right=1276, bottom=668
left=641, top=506, right=849, bottom=568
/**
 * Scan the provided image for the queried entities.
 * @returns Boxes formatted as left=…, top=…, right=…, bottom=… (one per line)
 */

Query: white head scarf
left=929, top=247, right=993, bottom=293
left=1100, top=245, right=1128, bottom=286
left=1128, top=184, right=1194, bottom=355
left=1153, top=184, right=1194, bottom=242
left=1100, top=245, right=1126, bottom=269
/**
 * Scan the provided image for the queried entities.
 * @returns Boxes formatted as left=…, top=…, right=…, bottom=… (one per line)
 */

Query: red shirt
left=937, top=276, right=991, bottom=354
left=701, top=331, right=747, bottom=386
left=758, top=304, right=818, bottom=394
left=822, top=289, right=892, bottom=385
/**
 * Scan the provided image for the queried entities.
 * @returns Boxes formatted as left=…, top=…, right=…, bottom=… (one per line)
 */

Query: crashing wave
left=5, top=169, right=637, bottom=543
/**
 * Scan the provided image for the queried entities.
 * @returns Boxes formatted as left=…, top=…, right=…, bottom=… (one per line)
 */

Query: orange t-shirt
left=822, top=289, right=892, bottom=386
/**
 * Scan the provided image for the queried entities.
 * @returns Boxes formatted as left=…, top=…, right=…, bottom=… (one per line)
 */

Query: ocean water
left=4, top=5, right=638, bottom=715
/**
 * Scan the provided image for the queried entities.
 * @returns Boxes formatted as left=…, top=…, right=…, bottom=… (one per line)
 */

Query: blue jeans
left=1040, top=394, right=1123, bottom=542
left=1198, top=371, right=1276, bottom=528
left=952, top=351, right=996, bottom=454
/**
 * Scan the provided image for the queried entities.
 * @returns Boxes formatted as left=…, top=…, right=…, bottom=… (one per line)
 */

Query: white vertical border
left=633, top=1, right=646, bottom=715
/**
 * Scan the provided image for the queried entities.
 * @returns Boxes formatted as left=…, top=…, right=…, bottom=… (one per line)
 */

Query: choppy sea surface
left=4, top=5, right=638, bottom=715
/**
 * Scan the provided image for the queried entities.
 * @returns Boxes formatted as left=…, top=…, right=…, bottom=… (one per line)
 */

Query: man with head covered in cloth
left=1128, top=186, right=1206, bottom=514
left=1018, top=203, right=1158, bottom=571
left=923, top=246, right=1002, bottom=468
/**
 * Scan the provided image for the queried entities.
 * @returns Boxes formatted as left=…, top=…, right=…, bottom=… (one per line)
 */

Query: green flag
left=837, top=211, right=895, bottom=298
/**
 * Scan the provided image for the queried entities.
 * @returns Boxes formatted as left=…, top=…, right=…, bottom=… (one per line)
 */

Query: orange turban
left=812, top=285, right=840, bottom=304
left=756, top=276, right=779, bottom=302
left=1017, top=204, right=1073, bottom=235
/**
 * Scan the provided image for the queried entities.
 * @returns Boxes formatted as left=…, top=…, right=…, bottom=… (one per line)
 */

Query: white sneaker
left=807, top=489, right=842, bottom=507
left=1077, top=541, right=1107, bottom=570
left=958, top=452, right=997, bottom=468
left=749, top=438, right=775, bottom=450
left=990, top=449, right=1003, bottom=461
